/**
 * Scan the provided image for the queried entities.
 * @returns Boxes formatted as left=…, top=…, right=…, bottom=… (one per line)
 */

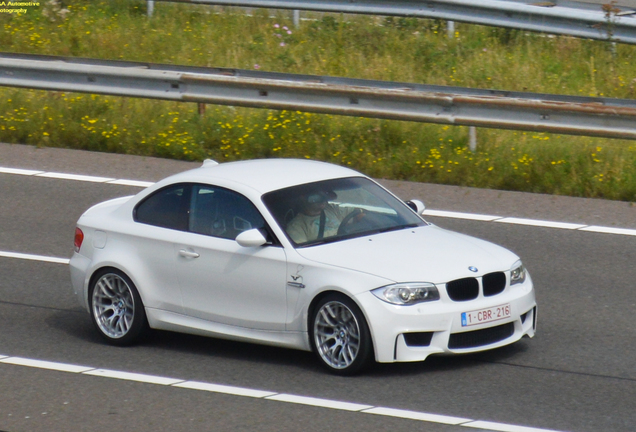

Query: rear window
left=135, top=184, right=190, bottom=231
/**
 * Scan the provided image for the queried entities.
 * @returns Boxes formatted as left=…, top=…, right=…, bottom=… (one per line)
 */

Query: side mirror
left=406, top=199, right=426, bottom=215
left=235, top=228, right=267, bottom=247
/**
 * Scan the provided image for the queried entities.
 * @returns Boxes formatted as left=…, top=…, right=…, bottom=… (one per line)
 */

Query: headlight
left=510, top=261, right=526, bottom=286
left=372, top=283, right=440, bottom=305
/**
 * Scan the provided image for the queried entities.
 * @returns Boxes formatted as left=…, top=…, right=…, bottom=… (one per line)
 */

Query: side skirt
left=145, top=308, right=311, bottom=352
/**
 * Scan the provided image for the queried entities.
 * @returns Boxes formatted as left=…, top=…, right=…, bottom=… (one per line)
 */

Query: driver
left=286, top=191, right=355, bottom=244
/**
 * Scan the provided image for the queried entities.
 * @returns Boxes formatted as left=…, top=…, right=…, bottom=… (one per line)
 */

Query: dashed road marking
left=362, top=407, right=470, bottom=425
left=579, top=225, right=636, bottom=236
left=422, top=209, right=636, bottom=236
left=494, top=217, right=587, bottom=230
left=82, top=369, right=185, bottom=385
left=422, top=209, right=500, bottom=221
left=173, top=381, right=276, bottom=398
left=0, top=166, right=154, bottom=187
left=1, top=357, right=93, bottom=373
left=0, top=251, right=70, bottom=265
left=265, top=393, right=373, bottom=411
left=0, top=167, right=44, bottom=176
left=462, top=420, right=561, bottom=432
left=0, top=354, right=564, bottom=432
left=107, top=178, right=155, bottom=187
left=35, top=172, right=116, bottom=183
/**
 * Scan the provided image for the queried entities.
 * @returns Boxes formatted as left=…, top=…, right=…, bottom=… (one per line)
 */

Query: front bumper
left=356, top=276, right=536, bottom=363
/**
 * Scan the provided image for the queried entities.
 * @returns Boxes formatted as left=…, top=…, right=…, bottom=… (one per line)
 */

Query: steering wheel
left=337, top=208, right=364, bottom=235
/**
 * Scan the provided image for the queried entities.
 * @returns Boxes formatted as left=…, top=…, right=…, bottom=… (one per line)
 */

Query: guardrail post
left=147, top=0, right=154, bottom=17
left=293, top=9, right=300, bottom=27
left=447, top=21, right=455, bottom=39
left=469, top=126, right=477, bottom=152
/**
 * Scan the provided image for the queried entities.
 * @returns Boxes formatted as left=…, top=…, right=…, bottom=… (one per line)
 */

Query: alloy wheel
left=92, top=272, right=135, bottom=339
left=313, top=300, right=361, bottom=370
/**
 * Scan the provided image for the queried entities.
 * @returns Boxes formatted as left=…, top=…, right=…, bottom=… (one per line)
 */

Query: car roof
left=164, top=158, right=364, bottom=194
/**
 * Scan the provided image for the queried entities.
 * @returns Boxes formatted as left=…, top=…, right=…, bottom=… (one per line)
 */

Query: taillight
left=74, top=227, right=84, bottom=253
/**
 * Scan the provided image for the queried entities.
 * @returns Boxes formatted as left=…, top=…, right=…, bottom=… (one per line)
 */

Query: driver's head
left=301, top=191, right=333, bottom=216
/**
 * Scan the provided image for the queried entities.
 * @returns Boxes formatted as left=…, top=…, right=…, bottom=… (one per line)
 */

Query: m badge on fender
left=287, top=266, right=305, bottom=288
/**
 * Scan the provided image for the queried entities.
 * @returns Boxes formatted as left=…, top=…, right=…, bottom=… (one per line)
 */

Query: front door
left=175, top=185, right=288, bottom=330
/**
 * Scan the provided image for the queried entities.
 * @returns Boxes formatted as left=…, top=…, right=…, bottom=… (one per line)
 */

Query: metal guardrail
left=1, top=52, right=635, bottom=140
left=148, top=0, right=636, bottom=44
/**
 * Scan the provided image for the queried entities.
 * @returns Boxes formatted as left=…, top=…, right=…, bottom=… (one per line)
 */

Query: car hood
left=294, top=225, right=519, bottom=283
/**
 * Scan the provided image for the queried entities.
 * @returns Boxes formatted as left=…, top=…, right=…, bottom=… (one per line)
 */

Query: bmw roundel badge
left=468, top=266, right=478, bottom=273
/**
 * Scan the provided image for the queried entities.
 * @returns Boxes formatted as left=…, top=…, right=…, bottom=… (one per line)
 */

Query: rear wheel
left=89, top=269, right=147, bottom=346
left=310, top=294, right=373, bottom=375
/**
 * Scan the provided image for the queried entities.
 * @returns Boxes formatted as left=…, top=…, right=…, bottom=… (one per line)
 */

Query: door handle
left=179, top=249, right=200, bottom=258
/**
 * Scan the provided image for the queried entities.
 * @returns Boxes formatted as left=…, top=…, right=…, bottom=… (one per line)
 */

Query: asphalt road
left=0, top=143, right=635, bottom=432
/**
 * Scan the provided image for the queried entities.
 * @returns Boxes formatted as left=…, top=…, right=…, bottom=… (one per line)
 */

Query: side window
left=135, top=184, right=190, bottom=231
left=189, top=185, right=266, bottom=240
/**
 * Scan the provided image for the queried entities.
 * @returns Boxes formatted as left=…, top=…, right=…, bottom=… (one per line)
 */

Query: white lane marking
left=0, top=167, right=44, bottom=175
left=0, top=357, right=93, bottom=373
left=423, top=208, right=636, bottom=236
left=36, top=172, right=116, bottom=183
left=0, top=354, right=566, bottom=432
left=83, top=369, right=185, bottom=385
left=0, top=251, right=70, bottom=265
left=423, top=209, right=500, bottom=221
left=363, top=407, right=470, bottom=425
left=1, top=165, right=635, bottom=237
left=0, top=166, right=153, bottom=187
left=265, top=394, right=372, bottom=411
left=579, top=225, right=636, bottom=236
left=494, top=217, right=587, bottom=230
left=462, top=420, right=563, bottom=432
left=174, top=381, right=276, bottom=398
left=107, top=179, right=155, bottom=187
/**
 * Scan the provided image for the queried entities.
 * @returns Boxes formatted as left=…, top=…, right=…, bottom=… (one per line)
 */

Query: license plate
left=461, top=304, right=511, bottom=327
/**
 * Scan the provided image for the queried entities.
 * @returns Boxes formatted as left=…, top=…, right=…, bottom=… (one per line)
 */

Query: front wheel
left=89, top=268, right=147, bottom=346
left=310, top=294, right=373, bottom=375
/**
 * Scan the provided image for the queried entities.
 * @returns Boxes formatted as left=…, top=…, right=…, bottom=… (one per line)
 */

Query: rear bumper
left=69, top=252, right=91, bottom=313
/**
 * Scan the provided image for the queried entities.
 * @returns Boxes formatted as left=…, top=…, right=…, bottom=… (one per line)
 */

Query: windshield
left=262, top=177, right=427, bottom=247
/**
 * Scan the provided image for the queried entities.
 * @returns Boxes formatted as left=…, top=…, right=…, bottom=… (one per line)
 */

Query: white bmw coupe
left=70, top=158, right=536, bottom=374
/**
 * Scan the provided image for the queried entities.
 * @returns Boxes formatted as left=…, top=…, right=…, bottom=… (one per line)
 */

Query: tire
left=89, top=268, right=147, bottom=346
left=310, top=294, right=373, bottom=375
